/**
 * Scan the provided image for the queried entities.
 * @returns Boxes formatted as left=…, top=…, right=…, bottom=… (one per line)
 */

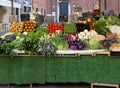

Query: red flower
left=88, top=21, right=93, bottom=26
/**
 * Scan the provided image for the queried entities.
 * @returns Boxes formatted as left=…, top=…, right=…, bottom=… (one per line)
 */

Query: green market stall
left=0, top=55, right=120, bottom=85
left=1, top=13, right=120, bottom=86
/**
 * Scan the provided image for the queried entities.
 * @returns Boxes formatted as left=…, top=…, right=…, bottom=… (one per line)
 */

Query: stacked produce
left=9, top=21, right=37, bottom=33
left=109, top=43, right=120, bottom=51
left=67, top=33, right=89, bottom=50
left=0, top=13, right=120, bottom=56
left=9, top=22, right=24, bottom=33
left=24, top=21, right=37, bottom=32
left=78, top=29, right=98, bottom=40
left=49, top=22, right=64, bottom=34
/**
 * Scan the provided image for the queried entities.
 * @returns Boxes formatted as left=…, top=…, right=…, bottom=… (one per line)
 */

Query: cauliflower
left=78, top=35, right=83, bottom=39
left=83, top=36, right=88, bottom=40
left=79, top=32, right=85, bottom=36
left=86, top=32, right=91, bottom=36
left=84, top=29, right=88, bottom=33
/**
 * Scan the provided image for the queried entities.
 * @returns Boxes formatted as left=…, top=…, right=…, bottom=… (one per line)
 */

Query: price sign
left=74, top=7, right=82, bottom=12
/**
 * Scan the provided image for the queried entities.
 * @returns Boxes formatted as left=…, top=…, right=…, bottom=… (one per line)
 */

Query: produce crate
left=110, top=51, right=120, bottom=57
left=21, top=14, right=30, bottom=21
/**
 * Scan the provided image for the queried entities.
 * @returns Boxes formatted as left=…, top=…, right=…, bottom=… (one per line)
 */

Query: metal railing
left=0, top=23, right=11, bottom=36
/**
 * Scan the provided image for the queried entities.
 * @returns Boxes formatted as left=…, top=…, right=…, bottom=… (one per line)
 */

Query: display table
left=0, top=55, right=120, bottom=85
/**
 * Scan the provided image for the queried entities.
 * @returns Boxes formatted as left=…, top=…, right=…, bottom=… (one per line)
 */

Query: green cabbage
left=89, top=39, right=103, bottom=50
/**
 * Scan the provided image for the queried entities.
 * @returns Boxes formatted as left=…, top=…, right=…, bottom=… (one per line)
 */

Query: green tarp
left=0, top=55, right=120, bottom=84
left=0, top=56, right=46, bottom=84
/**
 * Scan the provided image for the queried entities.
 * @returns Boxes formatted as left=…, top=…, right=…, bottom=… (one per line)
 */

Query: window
left=16, top=8, right=19, bottom=15
left=36, top=8, right=38, bottom=12
left=28, top=7, right=31, bottom=12
left=30, top=2, right=32, bottom=5
left=24, top=6, right=26, bottom=12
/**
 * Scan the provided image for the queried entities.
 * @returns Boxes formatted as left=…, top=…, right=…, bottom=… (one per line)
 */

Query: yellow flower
left=87, top=18, right=91, bottom=22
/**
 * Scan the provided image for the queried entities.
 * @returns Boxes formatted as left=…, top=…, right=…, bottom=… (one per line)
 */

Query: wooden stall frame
left=93, top=51, right=110, bottom=56
left=91, top=83, right=119, bottom=88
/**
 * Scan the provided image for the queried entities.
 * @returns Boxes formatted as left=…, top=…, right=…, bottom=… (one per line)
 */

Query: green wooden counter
left=0, top=55, right=120, bottom=84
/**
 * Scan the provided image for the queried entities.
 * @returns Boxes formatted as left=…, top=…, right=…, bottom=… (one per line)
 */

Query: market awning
left=0, top=0, right=21, bottom=8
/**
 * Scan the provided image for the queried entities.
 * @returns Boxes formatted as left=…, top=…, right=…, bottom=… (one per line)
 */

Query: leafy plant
left=22, top=32, right=39, bottom=54
left=51, top=33, right=68, bottom=50
left=0, top=38, right=15, bottom=55
left=37, top=38, right=57, bottom=55
left=64, top=23, right=76, bottom=34
left=106, top=16, right=120, bottom=26
left=94, top=21, right=111, bottom=35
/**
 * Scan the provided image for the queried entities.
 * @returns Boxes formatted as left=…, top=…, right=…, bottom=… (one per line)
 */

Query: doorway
left=59, top=2, right=68, bottom=22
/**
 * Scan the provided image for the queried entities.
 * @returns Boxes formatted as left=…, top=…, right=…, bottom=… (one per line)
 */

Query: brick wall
left=32, top=0, right=120, bottom=22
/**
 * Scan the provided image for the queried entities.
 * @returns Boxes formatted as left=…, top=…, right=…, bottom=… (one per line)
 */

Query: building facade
left=15, top=0, right=32, bottom=14
left=0, top=0, right=21, bottom=23
left=35, top=0, right=120, bottom=22
left=32, top=0, right=46, bottom=15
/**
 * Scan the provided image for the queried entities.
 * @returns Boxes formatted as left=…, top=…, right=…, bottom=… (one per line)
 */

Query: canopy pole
left=11, top=0, right=13, bottom=15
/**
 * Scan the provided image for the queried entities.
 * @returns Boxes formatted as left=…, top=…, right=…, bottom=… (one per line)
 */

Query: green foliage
left=0, top=38, right=15, bottom=55
left=36, top=25, right=48, bottom=34
left=106, top=16, right=120, bottom=26
left=51, top=33, right=68, bottom=50
left=22, top=32, right=39, bottom=54
left=64, top=23, right=76, bottom=34
left=94, top=21, right=111, bottom=35
left=10, top=39, right=23, bottom=50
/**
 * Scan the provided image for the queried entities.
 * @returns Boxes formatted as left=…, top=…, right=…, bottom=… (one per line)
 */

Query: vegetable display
left=64, top=23, right=76, bottom=34
left=4, top=34, right=16, bottom=42
left=9, top=21, right=37, bottom=33
left=1, top=14, right=120, bottom=56
left=51, top=33, right=68, bottom=50
left=89, top=39, right=103, bottom=50
left=38, top=38, right=57, bottom=55
left=49, top=22, right=64, bottom=34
